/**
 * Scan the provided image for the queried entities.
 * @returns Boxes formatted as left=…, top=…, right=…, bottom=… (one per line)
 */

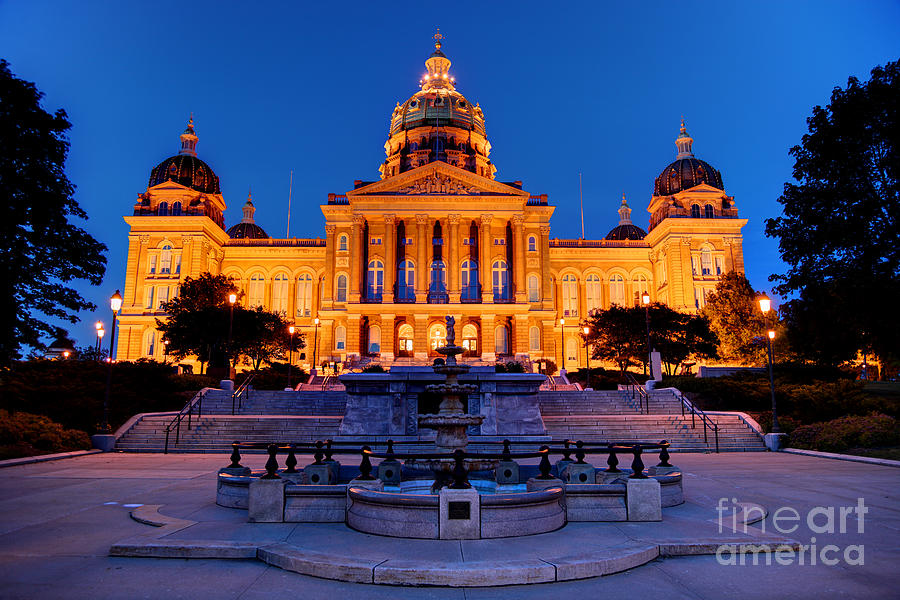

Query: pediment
left=348, top=162, right=528, bottom=198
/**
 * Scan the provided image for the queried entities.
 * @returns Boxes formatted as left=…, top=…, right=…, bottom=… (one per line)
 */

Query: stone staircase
left=200, top=389, right=347, bottom=415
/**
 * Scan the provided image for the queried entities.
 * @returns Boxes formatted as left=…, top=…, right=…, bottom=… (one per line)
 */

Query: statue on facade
left=445, top=315, right=456, bottom=346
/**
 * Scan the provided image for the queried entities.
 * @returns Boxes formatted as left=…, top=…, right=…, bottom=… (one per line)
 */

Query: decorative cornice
left=325, top=224, right=337, bottom=234
left=352, top=214, right=365, bottom=225
left=383, top=214, right=396, bottom=225
left=539, top=225, right=551, bottom=235
left=480, top=214, right=493, bottom=225
left=415, top=214, right=429, bottom=225
left=447, top=214, right=461, bottom=225
left=512, top=214, right=525, bottom=226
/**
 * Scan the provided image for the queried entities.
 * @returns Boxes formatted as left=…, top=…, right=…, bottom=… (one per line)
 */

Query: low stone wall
left=480, top=487, right=565, bottom=538
left=347, top=487, right=440, bottom=538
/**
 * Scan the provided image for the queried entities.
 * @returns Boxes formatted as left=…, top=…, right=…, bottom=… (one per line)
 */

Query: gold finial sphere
left=433, top=28, right=443, bottom=49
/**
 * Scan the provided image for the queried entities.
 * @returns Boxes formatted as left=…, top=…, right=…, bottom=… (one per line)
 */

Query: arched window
left=157, top=202, right=168, bottom=216
left=398, top=323, right=414, bottom=353
left=335, top=325, right=346, bottom=350
left=295, top=273, right=312, bottom=316
left=609, top=274, right=625, bottom=306
left=367, top=260, right=383, bottom=301
left=566, top=338, right=578, bottom=364
left=397, top=260, right=415, bottom=301
left=271, top=274, right=289, bottom=315
left=429, top=323, right=447, bottom=351
left=633, top=274, right=650, bottom=305
left=529, top=326, right=541, bottom=351
left=146, top=330, right=156, bottom=356
left=492, top=259, right=510, bottom=301
left=562, top=273, right=578, bottom=317
left=171, top=202, right=182, bottom=216
left=690, top=204, right=701, bottom=218
left=462, top=324, right=478, bottom=353
left=429, top=259, right=447, bottom=302
left=248, top=273, right=265, bottom=307
left=338, top=234, right=348, bottom=251
left=494, top=325, right=509, bottom=355
left=704, top=204, right=714, bottom=219
left=585, top=274, right=602, bottom=313
left=160, top=245, right=172, bottom=274
left=335, top=274, right=347, bottom=303
left=368, top=325, right=381, bottom=353
left=527, top=274, right=540, bottom=302
left=461, top=259, right=479, bottom=300
left=528, top=236, right=537, bottom=252
left=701, top=248, right=713, bottom=275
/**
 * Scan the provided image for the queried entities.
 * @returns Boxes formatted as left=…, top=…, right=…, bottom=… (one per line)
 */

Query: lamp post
left=227, top=293, right=236, bottom=372
left=62, top=350, right=70, bottom=359
left=313, top=317, right=320, bottom=372
left=163, top=339, right=169, bottom=364
left=758, top=293, right=780, bottom=433
left=641, top=291, right=651, bottom=378
left=287, top=325, right=295, bottom=390
left=95, top=321, right=103, bottom=354
left=583, top=325, right=591, bottom=390
left=559, top=318, right=566, bottom=372
left=101, top=290, right=123, bottom=433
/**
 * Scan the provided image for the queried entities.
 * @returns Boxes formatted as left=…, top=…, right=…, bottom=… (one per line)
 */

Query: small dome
left=149, top=154, right=221, bottom=194
left=653, top=119, right=724, bottom=196
left=604, top=223, right=647, bottom=241
left=226, top=221, right=269, bottom=239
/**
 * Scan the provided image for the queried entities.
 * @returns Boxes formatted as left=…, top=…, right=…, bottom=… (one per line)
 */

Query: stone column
left=383, top=215, right=395, bottom=303
left=514, top=314, right=529, bottom=359
left=380, top=314, right=395, bottom=362
left=512, top=215, right=526, bottom=302
left=539, top=225, right=552, bottom=310
left=415, top=214, right=428, bottom=302
left=124, top=235, right=147, bottom=309
left=480, top=314, right=496, bottom=362
left=323, top=224, right=336, bottom=308
left=414, top=314, right=428, bottom=362
left=350, top=215, right=364, bottom=303
left=480, top=214, right=493, bottom=303
left=447, top=214, right=461, bottom=303
left=679, top=238, right=694, bottom=311
left=347, top=315, right=361, bottom=359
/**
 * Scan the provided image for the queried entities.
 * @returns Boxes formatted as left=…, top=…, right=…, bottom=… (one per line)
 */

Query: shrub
left=787, top=414, right=900, bottom=453
left=0, top=410, right=91, bottom=459
left=235, top=364, right=308, bottom=390
left=568, top=368, right=649, bottom=390
left=362, top=364, right=386, bottom=374
left=495, top=361, right=525, bottom=373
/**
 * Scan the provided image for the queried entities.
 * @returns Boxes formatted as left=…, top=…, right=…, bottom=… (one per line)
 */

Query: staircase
left=200, top=389, right=346, bottom=415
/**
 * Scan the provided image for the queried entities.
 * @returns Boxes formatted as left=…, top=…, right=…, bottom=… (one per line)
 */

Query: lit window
left=160, top=245, right=172, bottom=274
left=527, top=274, right=540, bottom=302
left=633, top=274, right=649, bottom=306
left=335, top=274, right=347, bottom=303
left=609, top=274, right=625, bottom=306
left=566, top=338, right=578, bottom=363
left=272, top=274, right=289, bottom=315
left=295, top=274, right=312, bottom=316
left=462, top=324, right=478, bottom=353
left=701, top=248, right=712, bottom=276
left=494, top=325, right=509, bottom=355
left=144, top=286, right=155, bottom=309
left=398, top=324, right=414, bottom=352
left=461, top=259, right=479, bottom=300
left=146, top=330, right=156, bottom=356
left=148, top=255, right=157, bottom=274
left=398, top=260, right=415, bottom=301
left=157, top=286, right=170, bottom=309
left=248, top=273, right=265, bottom=307
left=367, top=260, right=384, bottom=300
left=429, top=323, right=447, bottom=351
left=173, top=254, right=181, bottom=275
left=492, top=259, right=510, bottom=301
left=529, top=326, right=541, bottom=351
left=586, top=274, right=602, bottom=312
left=368, top=325, right=381, bottom=353
left=335, top=325, right=346, bottom=350
left=562, top=274, right=578, bottom=316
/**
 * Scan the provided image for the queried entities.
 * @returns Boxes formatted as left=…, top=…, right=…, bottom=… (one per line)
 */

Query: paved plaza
left=0, top=451, right=898, bottom=599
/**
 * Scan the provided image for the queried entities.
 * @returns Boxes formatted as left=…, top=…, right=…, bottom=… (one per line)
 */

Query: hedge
left=788, top=414, right=900, bottom=453
left=0, top=410, right=91, bottom=460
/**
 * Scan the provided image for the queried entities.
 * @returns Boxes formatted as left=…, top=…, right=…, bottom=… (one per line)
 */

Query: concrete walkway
left=0, top=452, right=898, bottom=598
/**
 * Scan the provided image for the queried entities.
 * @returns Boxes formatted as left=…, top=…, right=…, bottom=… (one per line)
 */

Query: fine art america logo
left=715, top=497, right=867, bottom=566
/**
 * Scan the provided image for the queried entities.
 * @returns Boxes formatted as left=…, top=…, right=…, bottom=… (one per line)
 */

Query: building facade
left=117, top=37, right=747, bottom=371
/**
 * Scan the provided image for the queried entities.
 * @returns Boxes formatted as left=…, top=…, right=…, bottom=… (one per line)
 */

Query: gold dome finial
left=433, top=28, right=443, bottom=50
left=679, top=115, right=686, bottom=135
left=621, top=191, right=627, bottom=205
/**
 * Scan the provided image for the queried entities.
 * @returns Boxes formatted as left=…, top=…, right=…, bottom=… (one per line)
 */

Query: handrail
left=623, top=372, right=650, bottom=414
left=163, top=387, right=211, bottom=454
left=669, top=387, right=719, bottom=453
left=231, top=373, right=255, bottom=415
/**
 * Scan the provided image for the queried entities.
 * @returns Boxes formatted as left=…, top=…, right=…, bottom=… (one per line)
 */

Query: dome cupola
left=226, top=189, right=269, bottom=239
left=148, top=117, right=221, bottom=194
left=604, top=194, right=647, bottom=240
left=653, top=119, right=723, bottom=196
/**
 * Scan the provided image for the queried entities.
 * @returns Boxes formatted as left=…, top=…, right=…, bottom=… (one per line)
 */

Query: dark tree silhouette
left=701, top=272, right=770, bottom=365
left=0, top=60, right=107, bottom=365
left=765, top=59, right=900, bottom=364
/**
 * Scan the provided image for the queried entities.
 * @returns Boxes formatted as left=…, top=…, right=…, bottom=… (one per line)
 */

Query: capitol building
left=117, top=36, right=747, bottom=370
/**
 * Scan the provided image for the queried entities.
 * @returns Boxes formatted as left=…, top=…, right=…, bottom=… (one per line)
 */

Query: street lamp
left=287, top=325, right=295, bottom=390
left=641, top=291, right=651, bottom=378
left=95, top=321, right=103, bottom=354
left=62, top=350, right=70, bottom=359
left=227, top=293, right=237, bottom=371
left=313, top=317, right=320, bottom=372
left=101, top=290, right=123, bottom=433
left=559, top=318, right=566, bottom=372
left=163, top=339, right=170, bottom=364
left=757, top=293, right=779, bottom=433
left=582, top=325, right=591, bottom=390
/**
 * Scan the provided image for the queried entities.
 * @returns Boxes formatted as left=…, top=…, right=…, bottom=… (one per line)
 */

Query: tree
left=583, top=305, right=644, bottom=372
left=0, top=59, right=107, bottom=365
left=701, top=272, right=768, bottom=365
left=647, top=304, right=719, bottom=375
left=765, top=59, right=900, bottom=364
left=232, top=306, right=302, bottom=371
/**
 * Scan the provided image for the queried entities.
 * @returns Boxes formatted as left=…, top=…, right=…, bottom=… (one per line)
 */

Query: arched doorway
left=462, top=323, right=478, bottom=357
left=397, top=323, right=414, bottom=357
left=428, top=322, right=447, bottom=355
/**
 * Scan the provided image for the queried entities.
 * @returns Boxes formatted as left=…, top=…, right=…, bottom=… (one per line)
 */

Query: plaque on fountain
left=448, top=501, right=470, bottom=520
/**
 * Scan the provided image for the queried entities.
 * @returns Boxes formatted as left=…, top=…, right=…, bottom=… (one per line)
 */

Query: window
left=148, top=255, right=157, bottom=274
left=171, top=202, right=182, bottom=216
left=609, top=274, right=625, bottom=306
left=367, top=260, right=383, bottom=300
left=562, top=274, right=578, bottom=317
left=494, top=325, right=509, bottom=355
left=429, top=323, right=447, bottom=351
left=400, top=237, right=413, bottom=245
left=691, top=255, right=700, bottom=276
left=397, top=260, right=415, bottom=301
left=691, top=204, right=701, bottom=218
left=493, top=238, right=506, bottom=246
left=398, top=323, right=414, bottom=352
left=157, top=285, right=170, bottom=309
left=633, top=274, right=650, bottom=305
left=370, top=237, right=382, bottom=245
left=566, top=338, right=578, bottom=363
left=272, top=274, right=289, bottom=315
left=429, top=260, right=447, bottom=301
left=715, top=256, right=724, bottom=276
left=492, top=259, right=510, bottom=301
left=529, top=326, right=541, bottom=351
left=144, top=286, right=155, bottom=309
left=338, top=235, right=348, bottom=251
left=704, top=204, right=715, bottom=219
left=461, top=259, right=479, bottom=300
left=701, top=248, right=712, bottom=275
left=586, top=274, right=602, bottom=312
left=160, top=245, right=172, bottom=274
left=463, top=238, right=476, bottom=246
left=157, top=202, right=168, bottom=216
left=335, top=274, right=347, bottom=303
left=695, top=288, right=703, bottom=309
left=173, top=254, right=181, bottom=275
left=335, top=325, right=346, bottom=350
left=146, top=330, right=156, bottom=356
left=249, top=273, right=265, bottom=307
left=527, top=274, right=540, bottom=302
left=462, top=324, right=478, bottom=353
left=528, top=236, right=537, bottom=252
left=295, top=274, right=312, bottom=316
left=432, top=238, right=443, bottom=245
left=368, top=325, right=381, bottom=353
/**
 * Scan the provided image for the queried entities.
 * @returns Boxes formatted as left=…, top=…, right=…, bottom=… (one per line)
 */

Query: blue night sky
left=2, top=1, right=898, bottom=349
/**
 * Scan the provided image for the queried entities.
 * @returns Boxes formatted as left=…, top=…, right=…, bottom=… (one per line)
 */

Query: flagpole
left=579, top=172, right=584, bottom=239
left=286, top=170, right=293, bottom=238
